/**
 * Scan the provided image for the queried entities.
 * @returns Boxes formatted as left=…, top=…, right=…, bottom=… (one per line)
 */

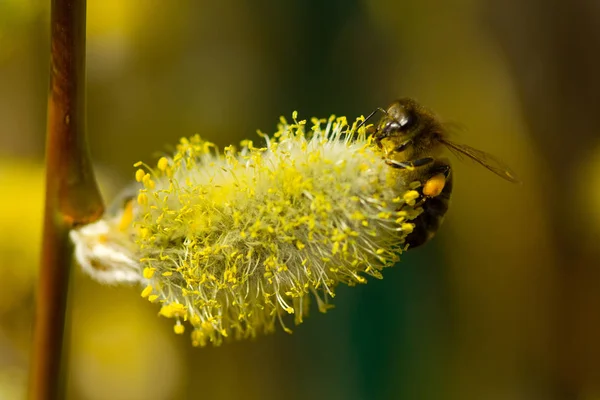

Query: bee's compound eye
left=397, top=108, right=412, bottom=129
left=386, top=105, right=413, bottom=132
left=382, top=109, right=413, bottom=134
left=383, top=120, right=401, bottom=134
left=398, top=110, right=410, bottom=127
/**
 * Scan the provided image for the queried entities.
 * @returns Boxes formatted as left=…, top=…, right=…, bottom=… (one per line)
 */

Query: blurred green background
left=1, top=0, right=599, bottom=399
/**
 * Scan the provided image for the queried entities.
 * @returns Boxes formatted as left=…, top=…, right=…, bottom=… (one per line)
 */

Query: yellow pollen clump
left=403, top=190, right=420, bottom=205
left=143, top=267, right=155, bottom=279
left=118, top=200, right=134, bottom=231
left=137, top=192, right=148, bottom=206
left=141, top=285, right=153, bottom=298
left=174, top=323, right=185, bottom=335
left=157, top=157, right=169, bottom=171
left=135, top=169, right=146, bottom=182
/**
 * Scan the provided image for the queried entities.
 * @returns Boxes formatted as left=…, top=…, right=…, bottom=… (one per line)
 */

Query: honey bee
left=364, top=98, right=520, bottom=248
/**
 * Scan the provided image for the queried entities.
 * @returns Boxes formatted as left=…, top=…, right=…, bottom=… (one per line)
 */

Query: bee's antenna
left=356, top=107, right=387, bottom=130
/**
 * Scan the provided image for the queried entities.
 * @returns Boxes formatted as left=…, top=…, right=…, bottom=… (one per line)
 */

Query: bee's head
left=375, top=99, right=418, bottom=142
left=375, top=98, right=435, bottom=150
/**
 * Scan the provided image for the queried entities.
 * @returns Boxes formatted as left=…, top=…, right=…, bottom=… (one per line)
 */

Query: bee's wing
left=439, top=138, right=521, bottom=184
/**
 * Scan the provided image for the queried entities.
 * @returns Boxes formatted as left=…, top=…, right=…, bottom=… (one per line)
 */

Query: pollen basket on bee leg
left=423, top=173, right=447, bottom=197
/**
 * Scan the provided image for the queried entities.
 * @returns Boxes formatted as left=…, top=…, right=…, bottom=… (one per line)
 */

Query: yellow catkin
left=71, top=114, right=424, bottom=347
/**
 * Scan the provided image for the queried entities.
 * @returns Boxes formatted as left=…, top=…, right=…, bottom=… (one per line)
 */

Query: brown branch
left=29, top=0, right=104, bottom=399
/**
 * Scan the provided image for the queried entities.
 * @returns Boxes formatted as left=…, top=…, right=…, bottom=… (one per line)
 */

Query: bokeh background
left=1, top=0, right=599, bottom=399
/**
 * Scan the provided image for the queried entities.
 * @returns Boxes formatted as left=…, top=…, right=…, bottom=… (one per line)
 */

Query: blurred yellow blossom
left=70, top=287, right=183, bottom=400
left=0, top=366, right=26, bottom=400
left=0, top=160, right=43, bottom=315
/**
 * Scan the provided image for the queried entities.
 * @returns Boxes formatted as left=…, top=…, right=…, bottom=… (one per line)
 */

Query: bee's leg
left=385, top=157, right=434, bottom=170
left=405, top=159, right=453, bottom=249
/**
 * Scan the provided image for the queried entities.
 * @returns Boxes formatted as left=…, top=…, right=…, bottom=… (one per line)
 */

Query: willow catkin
left=70, top=114, right=423, bottom=347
